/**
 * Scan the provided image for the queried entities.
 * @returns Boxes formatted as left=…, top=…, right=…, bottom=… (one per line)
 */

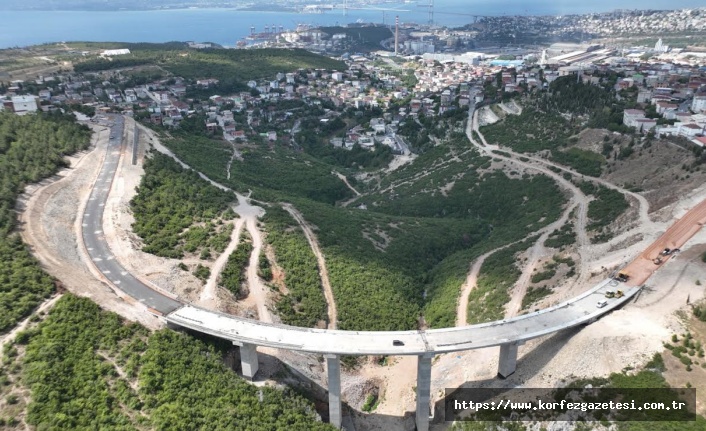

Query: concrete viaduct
left=83, top=116, right=641, bottom=430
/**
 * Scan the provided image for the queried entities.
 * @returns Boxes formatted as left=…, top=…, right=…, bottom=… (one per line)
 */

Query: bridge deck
left=166, top=279, right=640, bottom=355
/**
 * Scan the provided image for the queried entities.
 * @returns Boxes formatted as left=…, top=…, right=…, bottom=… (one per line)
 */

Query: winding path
left=282, top=203, right=338, bottom=329
left=456, top=249, right=501, bottom=326
left=470, top=105, right=661, bottom=297
left=465, top=107, right=593, bottom=316
left=333, top=171, right=361, bottom=197
left=241, top=210, right=273, bottom=323
left=199, top=218, right=244, bottom=306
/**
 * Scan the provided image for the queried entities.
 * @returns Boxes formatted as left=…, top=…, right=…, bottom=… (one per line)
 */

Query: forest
left=537, top=75, right=617, bottom=116
left=537, top=74, right=638, bottom=133
left=263, top=206, right=328, bottom=328
left=130, top=152, right=235, bottom=259
left=298, top=131, right=394, bottom=171
left=0, top=112, right=90, bottom=333
left=1, top=295, right=334, bottom=430
left=318, top=26, right=392, bottom=50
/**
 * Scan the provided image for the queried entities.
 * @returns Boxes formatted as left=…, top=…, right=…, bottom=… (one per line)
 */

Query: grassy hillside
left=72, top=44, right=345, bottom=83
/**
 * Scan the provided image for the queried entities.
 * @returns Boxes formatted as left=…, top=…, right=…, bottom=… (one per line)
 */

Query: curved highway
left=81, top=116, right=181, bottom=314
left=78, top=115, right=646, bottom=356
left=168, top=279, right=639, bottom=355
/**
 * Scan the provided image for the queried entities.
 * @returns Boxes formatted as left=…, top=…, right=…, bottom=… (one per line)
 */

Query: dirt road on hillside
left=623, top=197, right=706, bottom=287
left=282, top=203, right=338, bottom=329
left=199, top=219, right=244, bottom=308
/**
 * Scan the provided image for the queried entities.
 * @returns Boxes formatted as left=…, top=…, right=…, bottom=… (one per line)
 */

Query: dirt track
left=624, top=198, right=706, bottom=287
left=282, top=203, right=338, bottom=329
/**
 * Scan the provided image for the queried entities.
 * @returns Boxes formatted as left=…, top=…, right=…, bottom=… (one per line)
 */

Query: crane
left=417, top=0, right=433, bottom=25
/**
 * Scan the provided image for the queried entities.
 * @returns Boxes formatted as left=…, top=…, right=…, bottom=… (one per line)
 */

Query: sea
left=1, top=0, right=704, bottom=49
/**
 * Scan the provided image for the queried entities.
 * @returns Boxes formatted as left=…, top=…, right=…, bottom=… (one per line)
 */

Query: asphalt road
left=81, top=116, right=181, bottom=314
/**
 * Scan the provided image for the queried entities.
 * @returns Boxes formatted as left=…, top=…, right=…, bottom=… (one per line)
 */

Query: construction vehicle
left=615, top=272, right=630, bottom=282
left=653, top=257, right=663, bottom=265
left=605, top=290, right=624, bottom=299
left=661, top=248, right=672, bottom=256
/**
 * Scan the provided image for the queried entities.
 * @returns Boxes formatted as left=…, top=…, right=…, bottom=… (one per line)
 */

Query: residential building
left=693, top=96, right=706, bottom=113
left=623, top=109, right=646, bottom=128
left=11, top=95, right=38, bottom=115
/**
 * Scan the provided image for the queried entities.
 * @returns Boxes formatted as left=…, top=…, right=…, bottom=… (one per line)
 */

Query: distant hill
left=0, top=0, right=242, bottom=11
left=72, top=43, right=345, bottom=84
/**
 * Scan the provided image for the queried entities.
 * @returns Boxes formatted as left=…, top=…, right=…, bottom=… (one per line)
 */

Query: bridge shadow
left=178, top=323, right=588, bottom=430
left=180, top=328, right=411, bottom=431
left=431, top=325, right=584, bottom=426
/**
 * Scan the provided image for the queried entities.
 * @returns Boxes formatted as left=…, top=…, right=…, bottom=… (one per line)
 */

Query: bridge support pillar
left=233, top=342, right=259, bottom=380
left=416, top=353, right=433, bottom=431
left=498, top=342, right=519, bottom=379
left=325, top=354, right=342, bottom=429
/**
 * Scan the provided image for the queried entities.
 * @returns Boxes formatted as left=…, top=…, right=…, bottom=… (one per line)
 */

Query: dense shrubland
left=263, top=206, right=327, bottom=328
left=575, top=180, right=630, bottom=240
left=2, top=295, right=334, bottom=430
left=158, top=122, right=566, bottom=330
left=480, top=108, right=574, bottom=153
left=130, top=152, right=235, bottom=258
left=230, top=147, right=354, bottom=205
left=219, top=231, right=253, bottom=299
left=465, top=239, right=535, bottom=324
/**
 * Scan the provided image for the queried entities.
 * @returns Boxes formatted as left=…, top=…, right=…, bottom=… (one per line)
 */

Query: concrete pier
left=234, top=341, right=259, bottom=380
left=326, top=354, right=342, bottom=429
left=416, top=353, right=433, bottom=431
left=497, top=342, right=519, bottom=379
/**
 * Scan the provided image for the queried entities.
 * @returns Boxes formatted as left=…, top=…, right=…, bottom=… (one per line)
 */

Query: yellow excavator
left=605, top=290, right=625, bottom=299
